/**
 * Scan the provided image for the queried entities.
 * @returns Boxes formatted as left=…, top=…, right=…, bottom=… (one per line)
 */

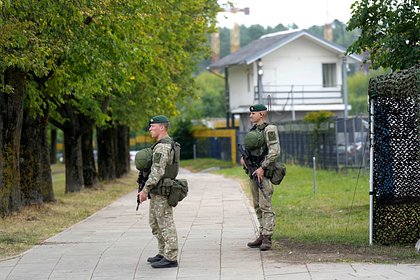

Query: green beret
left=249, top=104, right=267, bottom=112
left=149, top=115, right=169, bottom=124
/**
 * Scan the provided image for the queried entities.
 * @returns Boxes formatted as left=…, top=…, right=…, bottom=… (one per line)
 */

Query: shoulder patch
left=268, top=131, right=277, bottom=141
left=153, top=153, right=162, bottom=163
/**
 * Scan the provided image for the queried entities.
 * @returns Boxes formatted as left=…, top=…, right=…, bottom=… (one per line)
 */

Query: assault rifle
left=237, top=144, right=268, bottom=200
left=136, top=171, right=149, bottom=211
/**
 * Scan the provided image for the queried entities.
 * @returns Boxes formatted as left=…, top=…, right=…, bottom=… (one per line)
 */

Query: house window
left=322, top=63, right=336, bottom=87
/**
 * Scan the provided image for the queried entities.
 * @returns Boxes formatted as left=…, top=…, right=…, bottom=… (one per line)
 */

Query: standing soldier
left=240, top=104, right=280, bottom=251
left=138, top=115, right=179, bottom=268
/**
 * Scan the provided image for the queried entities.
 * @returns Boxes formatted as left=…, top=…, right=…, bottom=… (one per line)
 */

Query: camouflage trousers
left=149, top=194, right=178, bottom=261
left=249, top=177, right=276, bottom=236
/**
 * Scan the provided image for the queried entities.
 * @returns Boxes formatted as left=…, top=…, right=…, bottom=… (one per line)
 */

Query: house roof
left=209, top=29, right=363, bottom=69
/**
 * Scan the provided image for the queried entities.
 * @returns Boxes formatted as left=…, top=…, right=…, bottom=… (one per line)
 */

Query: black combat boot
left=259, top=235, right=272, bottom=251
left=151, top=257, right=178, bottom=268
left=247, top=235, right=263, bottom=248
left=147, top=254, right=163, bottom=263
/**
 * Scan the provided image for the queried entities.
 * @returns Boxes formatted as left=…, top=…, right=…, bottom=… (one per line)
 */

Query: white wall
left=262, top=36, right=343, bottom=87
left=228, top=65, right=255, bottom=110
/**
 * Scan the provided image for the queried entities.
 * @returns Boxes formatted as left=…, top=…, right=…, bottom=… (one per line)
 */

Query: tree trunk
left=0, top=68, right=25, bottom=216
left=50, top=100, right=92, bottom=193
left=20, top=109, right=54, bottom=204
left=97, top=126, right=116, bottom=181
left=0, top=89, right=3, bottom=198
left=115, top=125, right=130, bottom=177
left=50, top=127, right=57, bottom=164
left=63, top=129, right=84, bottom=192
left=82, top=127, right=99, bottom=188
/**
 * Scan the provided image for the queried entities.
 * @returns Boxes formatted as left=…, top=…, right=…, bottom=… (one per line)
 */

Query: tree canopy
left=346, top=0, right=419, bottom=71
left=0, top=0, right=220, bottom=214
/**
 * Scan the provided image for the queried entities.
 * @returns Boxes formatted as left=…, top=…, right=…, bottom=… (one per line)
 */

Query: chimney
left=324, top=22, right=333, bottom=42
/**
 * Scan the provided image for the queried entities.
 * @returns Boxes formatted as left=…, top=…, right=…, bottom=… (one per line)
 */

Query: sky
left=216, top=0, right=356, bottom=29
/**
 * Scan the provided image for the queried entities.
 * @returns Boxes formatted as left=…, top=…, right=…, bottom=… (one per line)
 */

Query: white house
left=209, top=29, right=363, bottom=131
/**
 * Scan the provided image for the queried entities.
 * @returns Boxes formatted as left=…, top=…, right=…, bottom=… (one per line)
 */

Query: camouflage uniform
left=144, top=136, right=178, bottom=261
left=249, top=123, right=280, bottom=236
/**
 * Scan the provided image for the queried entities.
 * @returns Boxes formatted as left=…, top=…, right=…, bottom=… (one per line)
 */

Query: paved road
left=0, top=170, right=419, bottom=280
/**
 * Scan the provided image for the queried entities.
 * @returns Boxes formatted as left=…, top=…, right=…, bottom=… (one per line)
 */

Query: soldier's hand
left=240, top=157, right=247, bottom=167
left=139, top=191, right=148, bottom=203
left=252, top=167, right=264, bottom=183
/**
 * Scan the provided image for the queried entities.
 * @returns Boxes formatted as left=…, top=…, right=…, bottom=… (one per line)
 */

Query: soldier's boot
left=247, top=235, right=263, bottom=248
left=151, top=257, right=178, bottom=268
left=259, top=235, right=272, bottom=251
left=147, top=254, right=164, bottom=263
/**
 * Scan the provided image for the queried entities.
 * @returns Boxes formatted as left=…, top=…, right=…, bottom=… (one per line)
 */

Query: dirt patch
left=268, top=239, right=420, bottom=264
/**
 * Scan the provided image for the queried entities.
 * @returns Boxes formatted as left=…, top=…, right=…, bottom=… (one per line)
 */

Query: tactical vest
left=151, top=137, right=180, bottom=179
left=250, top=123, right=285, bottom=185
left=149, top=137, right=181, bottom=197
left=248, top=123, right=269, bottom=164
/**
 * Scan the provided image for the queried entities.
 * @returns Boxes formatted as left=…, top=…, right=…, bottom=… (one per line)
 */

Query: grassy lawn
left=0, top=164, right=137, bottom=260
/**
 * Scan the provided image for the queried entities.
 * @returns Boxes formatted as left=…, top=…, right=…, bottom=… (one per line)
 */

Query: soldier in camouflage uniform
left=138, top=115, right=178, bottom=268
left=240, top=104, right=280, bottom=251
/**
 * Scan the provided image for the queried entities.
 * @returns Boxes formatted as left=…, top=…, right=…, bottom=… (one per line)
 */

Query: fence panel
left=195, top=137, right=232, bottom=162
left=278, top=117, right=370, bottom=170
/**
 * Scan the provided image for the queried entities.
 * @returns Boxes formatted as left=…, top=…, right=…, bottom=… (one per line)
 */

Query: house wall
left=263, top=36, right=343, bottom=88
left=228, top=35, right=354, bottom=129
left=228, top=65, right=255, bottom=110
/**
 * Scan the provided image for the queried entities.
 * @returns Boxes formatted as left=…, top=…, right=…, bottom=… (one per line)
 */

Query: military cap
left=249, top=104, right=267, bottom=112
left=149, top=115, right=169, bottom=124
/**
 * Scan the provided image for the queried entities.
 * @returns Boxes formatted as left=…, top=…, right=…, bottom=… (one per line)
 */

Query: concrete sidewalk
left=0, top=170, right=419, bottom=280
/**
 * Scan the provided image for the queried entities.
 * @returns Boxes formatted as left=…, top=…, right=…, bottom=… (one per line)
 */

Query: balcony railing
left=254, top=85, right=343, bottom=106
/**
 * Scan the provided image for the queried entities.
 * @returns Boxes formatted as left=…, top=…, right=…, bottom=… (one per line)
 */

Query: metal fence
left=193, top=137, right=232, bottom=162
left=236, top=116, right=370, bottom=170
left=276, top=116, right=370, bottom=170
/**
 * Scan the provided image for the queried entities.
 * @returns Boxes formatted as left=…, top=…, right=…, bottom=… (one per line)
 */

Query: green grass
left=181, top=158, right=234, bottom=172
left=218, top=164, right=370, bottom=244
left=273, top=165, right=369, bottom=244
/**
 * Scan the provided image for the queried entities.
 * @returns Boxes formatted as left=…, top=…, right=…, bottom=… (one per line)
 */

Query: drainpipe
left=257, top=59, right=263, bottom=104
left=342, top=56, right=349, bottom=120
left=224, top=67, right=230, bottom=127
left=342, top=56, right=349, bottom=167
